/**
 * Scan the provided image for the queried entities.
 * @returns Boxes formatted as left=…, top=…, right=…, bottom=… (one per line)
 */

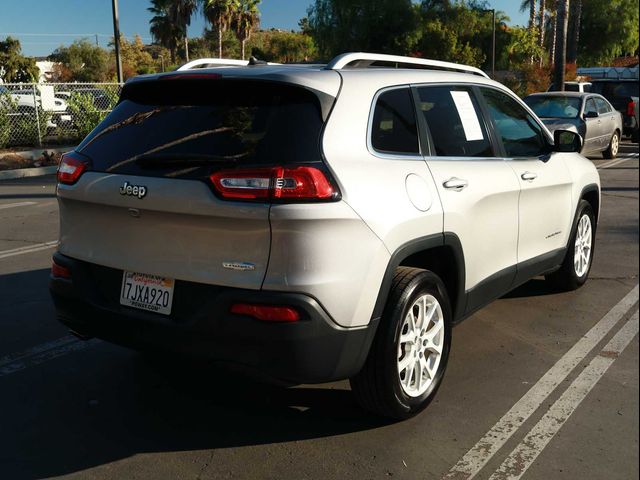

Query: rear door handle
left=443, top=177, right=469, bottom=191
left=521, top=171, right=538, bottom=181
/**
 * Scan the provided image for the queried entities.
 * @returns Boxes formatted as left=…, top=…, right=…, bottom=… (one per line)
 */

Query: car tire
left=603, top=131, right=619, bottom=159
left=350, top=267, right=452, bottom=420
left=546, top=200, right=596, bottom=291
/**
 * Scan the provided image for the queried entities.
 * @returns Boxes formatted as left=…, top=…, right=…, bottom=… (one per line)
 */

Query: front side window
left=481, top=88, right=549, bottom=158
left=370, top=88, right=419, bottom=155
left=416, top=86, right=492, bottom=157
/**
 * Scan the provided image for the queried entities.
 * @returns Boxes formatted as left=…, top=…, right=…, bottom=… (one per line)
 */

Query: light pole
left=112, top=0, right=123, bottom=83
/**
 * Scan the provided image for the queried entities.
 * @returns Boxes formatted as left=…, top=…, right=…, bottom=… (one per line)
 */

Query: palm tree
left=148, top=0, right=180, bottom=64
left=203, top=0, right=239, bottom=58
left=172, top=0, right=198, bottom=62
left=233, top=0, right=260, bottom=60
left=567, top=0, right=582, bottom=64
left=520, top=0, right=538, bottom=31
left=546, top=0, right=559, bottom=66
left=553, top=0, right=569, bottom=91
left=520, top=0, right=538, bottom=63
left=538, top=0, right=546, bottom=54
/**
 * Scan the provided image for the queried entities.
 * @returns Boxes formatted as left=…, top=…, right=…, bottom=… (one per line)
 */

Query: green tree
left=233, top=0, right=261, bottom=60
left=249, top=30, right=316, bottom=63
left=49, top=39, right=110, bottom=82
left=504, top=26, right=543, bottom=66
left=579, top=0, right=639, bottom=65
left=116, top=35, right=156, bottom=78
left=415, top=1, right=507, bottom=69
left=0, top=37, right=40, bottom=83
left=307, top=0, right=419, bottom=59
left=203, top=0, right=240, bottom=58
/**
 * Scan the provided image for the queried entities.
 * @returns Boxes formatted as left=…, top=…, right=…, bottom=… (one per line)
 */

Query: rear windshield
left=77, top=79, right=328, bottom=179
left=590, top=81, right=639, bottom=98
left=524, top=96, right=582, bottom=119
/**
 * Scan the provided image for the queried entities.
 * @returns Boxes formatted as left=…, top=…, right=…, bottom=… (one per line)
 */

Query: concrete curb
left=0, top=166, right=58, bottom=180
left=1, top=145, right=75, bottom=160
left=0, top=145, right=74, bottom=181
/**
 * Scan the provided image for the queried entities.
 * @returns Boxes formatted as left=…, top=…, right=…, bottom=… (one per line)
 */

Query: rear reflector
left=51, top=261, right=71, bottom=279
left=57, top=152, right=87, bottom=185
left=210, top=166, right=336, bottom=202
left=230, top=303, right=300, bottom=322
left=627, top=100, right=636, bottom=117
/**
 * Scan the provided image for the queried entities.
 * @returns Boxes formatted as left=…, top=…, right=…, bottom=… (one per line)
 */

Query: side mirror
left=584, top=110, right=599, bottom=119
left=554, top=129, right=583, bottom=153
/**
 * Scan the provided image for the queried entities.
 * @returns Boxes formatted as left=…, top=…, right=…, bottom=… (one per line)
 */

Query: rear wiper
left=135, top=152, right=249, bottom=168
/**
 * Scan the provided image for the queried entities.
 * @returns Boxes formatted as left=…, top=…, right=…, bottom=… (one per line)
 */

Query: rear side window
left=370, top=88, right=419, bottom=155
left=585, top=98, right=598, bottom=115
left=416, top=86, right=492, bottom=157
left=76, top=79, right=328, bottom=179
left=480, top=88, right=549, bottom=158
left=595, top=97, right=612, bottom=114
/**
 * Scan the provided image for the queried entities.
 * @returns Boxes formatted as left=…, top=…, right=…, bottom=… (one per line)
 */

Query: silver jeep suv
left=50, top=53, right=600, bottom=419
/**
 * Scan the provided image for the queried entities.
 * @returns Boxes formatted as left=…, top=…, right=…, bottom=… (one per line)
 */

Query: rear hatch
left=591, top=80, right=639, bottom=115
left=57, top=75, right=335, bottom=290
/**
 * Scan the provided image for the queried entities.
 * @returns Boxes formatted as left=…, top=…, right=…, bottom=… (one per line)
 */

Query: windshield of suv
left=524, top=96, right=582, bottom=119
left=78, top=78, right=329, bottom=179
left=590, top=81, right=639, bottom=98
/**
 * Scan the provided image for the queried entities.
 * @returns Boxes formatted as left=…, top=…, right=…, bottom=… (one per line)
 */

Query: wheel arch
left=580, top=183, right=600, bottom=226
left=372, top=233, right=466, bottom=324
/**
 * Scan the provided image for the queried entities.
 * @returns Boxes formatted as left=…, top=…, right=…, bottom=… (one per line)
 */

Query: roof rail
left=177, top=58, right=249, bottom=70
left=325, top=52, right=489, bottom=78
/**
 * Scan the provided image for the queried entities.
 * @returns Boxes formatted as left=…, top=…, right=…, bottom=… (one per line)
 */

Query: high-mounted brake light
left=230, top=303, right=300, bottom=322
left=210, top=166, right=336, bottom=202
left=627, top=100, right=636, bottom=117
left=57, top=152, right=87, bottom=185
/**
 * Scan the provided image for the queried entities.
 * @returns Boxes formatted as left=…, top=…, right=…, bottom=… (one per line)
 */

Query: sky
left=0, top=0, right=528, bottom=58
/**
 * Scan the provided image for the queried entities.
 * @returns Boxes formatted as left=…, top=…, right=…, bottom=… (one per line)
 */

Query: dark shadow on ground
left=501, top=278, right=556, bottom=299
left=0, top=267, right=390, bottom=480
left=601, top=187, right=639, bottom=192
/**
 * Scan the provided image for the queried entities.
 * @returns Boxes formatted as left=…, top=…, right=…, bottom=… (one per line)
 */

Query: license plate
left=120, top=271, right=174, bottom=315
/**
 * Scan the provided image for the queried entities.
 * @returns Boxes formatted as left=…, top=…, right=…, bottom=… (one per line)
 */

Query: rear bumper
left=49, top=252, right=377, bottom=384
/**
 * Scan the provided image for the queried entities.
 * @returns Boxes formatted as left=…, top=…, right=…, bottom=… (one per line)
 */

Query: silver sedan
left=524, top=92, right=623, bottom=158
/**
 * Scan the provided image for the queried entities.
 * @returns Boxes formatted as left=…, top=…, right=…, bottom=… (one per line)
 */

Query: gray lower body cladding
left=49, top=252, right=378, bottom=384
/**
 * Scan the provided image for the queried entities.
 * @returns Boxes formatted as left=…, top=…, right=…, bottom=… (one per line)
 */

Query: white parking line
left=0, top=201, right=37, bottom=210
left=0, top=241, right=58, bottom=260
left=488, top=310, right=639, bottom=480
left=597, top=158, right=628, bottom=169
left=0, top=335, right=98, bottom=378
left=442, top=283, right=639, bottom=480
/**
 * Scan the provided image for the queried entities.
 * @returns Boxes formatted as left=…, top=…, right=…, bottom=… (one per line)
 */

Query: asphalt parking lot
left=0, top=143, right=638, bottom=480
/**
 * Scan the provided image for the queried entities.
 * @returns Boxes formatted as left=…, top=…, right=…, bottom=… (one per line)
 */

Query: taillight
left=57, top=152, right=87, bottom=185
left=627, top=100, right=636, bottom=116
left=51, top=260, right=71, bottom=279
left=210, top=166, right=337, bottom=202
left=230, top=303, right=300, bottom=322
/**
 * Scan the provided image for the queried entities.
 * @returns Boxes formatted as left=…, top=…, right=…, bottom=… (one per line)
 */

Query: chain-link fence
left=0, top=83, right=122, bottom=149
